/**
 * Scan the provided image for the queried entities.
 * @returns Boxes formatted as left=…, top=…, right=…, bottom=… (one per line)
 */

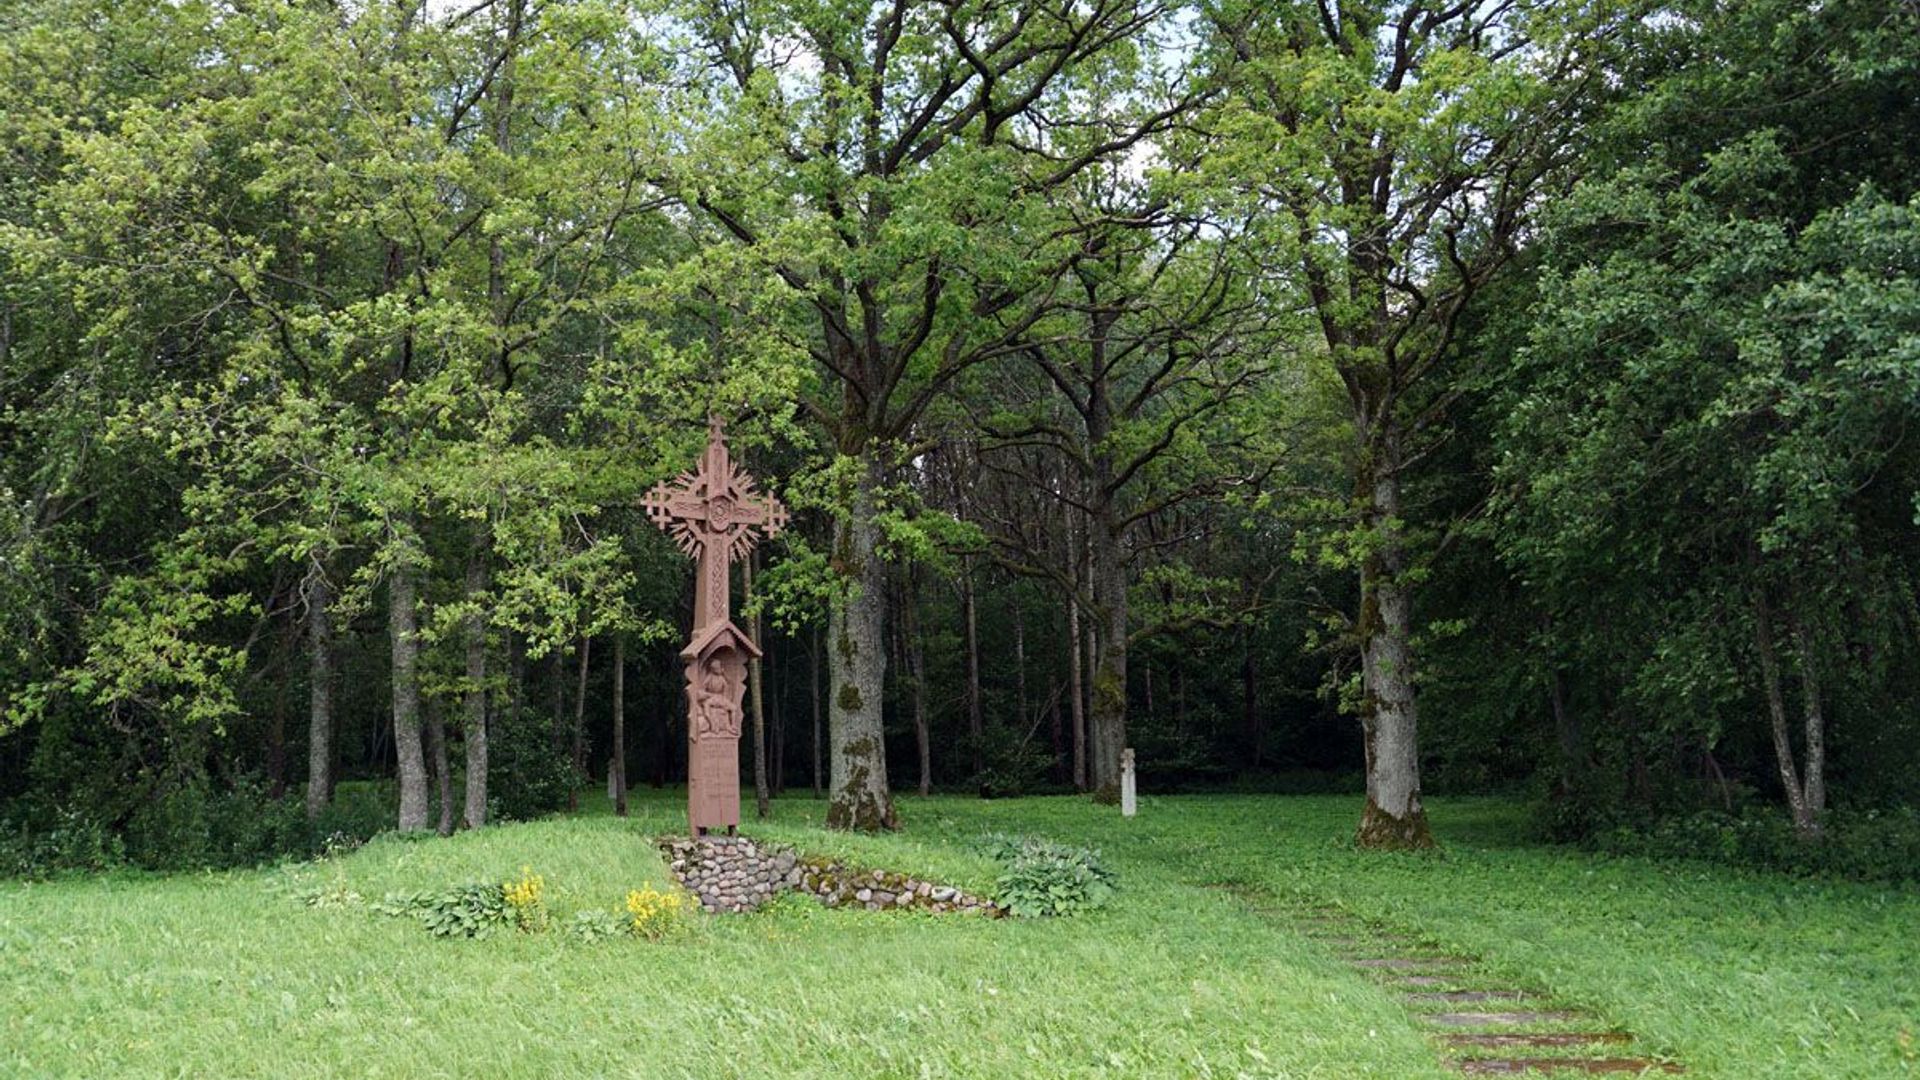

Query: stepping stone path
left=1223, top=890, right=1683, bottom=1076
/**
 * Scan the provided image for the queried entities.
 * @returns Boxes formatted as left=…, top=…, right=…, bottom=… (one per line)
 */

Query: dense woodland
left=2, top=0, right=1916, bottom=873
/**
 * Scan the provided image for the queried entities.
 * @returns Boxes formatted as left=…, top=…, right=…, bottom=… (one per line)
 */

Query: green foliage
left=983, top=834, right=1116, bottom=918
left=377, top=883, right=514, bottom=940
left=565, top=907, right=631, bottom=942
left=1594, top=807, right=1920, bottom=886
left=485, top=706, right=575, bottom=823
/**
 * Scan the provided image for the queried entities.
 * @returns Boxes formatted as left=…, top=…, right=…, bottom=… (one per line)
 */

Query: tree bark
left=425, top=699, right=454, bottom=837
left=304, top=570, right=333, bottom=821
left=612, top=634, right=627, bottom=817
left=810, top=627, right=823, bottom=797
left=570, top=635, right=590, bottom=810
left=461, top=539, right=489, bottom=830
left=1751, top=588, right=1811, bottom=831
left=747, top=553, right=770, bottom=819
left=1068, top=562, right=1088, bottom=792
left=1087, top=514, right=1128, bottom=803
left=1789, top=615, right=1827, bottom=829
left=1013, top=595, right=1028, bottom=726
left=826, top=461, right=897, bottom=831
left=389, top=559, right=431, bottom=832
left=1353, top=435, right=1434, bottom=849
left=961, top=555, right=983, bottom=785
left=905, top=573, right=932, bottom=796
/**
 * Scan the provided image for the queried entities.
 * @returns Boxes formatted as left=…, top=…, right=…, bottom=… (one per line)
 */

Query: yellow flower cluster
left=625, top=882, right=689, bottom=940
left=503, top=866, right=548, bottom=932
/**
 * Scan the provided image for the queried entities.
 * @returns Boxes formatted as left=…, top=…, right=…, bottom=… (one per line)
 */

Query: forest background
left=2, top=0, right=1916, bottom=879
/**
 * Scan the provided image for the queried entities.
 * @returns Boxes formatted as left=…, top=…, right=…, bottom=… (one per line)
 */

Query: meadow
left=2, top=791, right=1914, bottom=1078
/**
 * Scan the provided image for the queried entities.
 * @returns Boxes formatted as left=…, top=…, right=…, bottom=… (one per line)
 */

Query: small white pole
left=1120, top=747, right=1137, bottom=817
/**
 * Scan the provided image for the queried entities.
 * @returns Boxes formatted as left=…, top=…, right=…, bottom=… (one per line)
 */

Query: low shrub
left=984, top=834, right=1117, bottom=918
left=1594, top=806, right=1920, bottom=884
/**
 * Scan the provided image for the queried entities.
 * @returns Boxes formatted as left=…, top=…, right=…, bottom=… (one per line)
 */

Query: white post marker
left=1120, top=747, right=1137, bottom=817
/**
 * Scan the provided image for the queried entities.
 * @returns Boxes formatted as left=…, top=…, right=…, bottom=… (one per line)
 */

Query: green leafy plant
left=984, top=835, right=1117, bottom=918
left=377, top=883, right=513, bottom=939
left=566, top=908, right=631, bottom=942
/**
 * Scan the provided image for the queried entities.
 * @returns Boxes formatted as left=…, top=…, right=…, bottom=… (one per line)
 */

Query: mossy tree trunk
left=461, top=537, right=488, bottom=830
left=1352, top=423, right=1432, bottom=850
left=304, top=569, right=333, bottom=821
left=826, top=459, right=897, bottom=832
left=389, top=556, right=431, bottom=832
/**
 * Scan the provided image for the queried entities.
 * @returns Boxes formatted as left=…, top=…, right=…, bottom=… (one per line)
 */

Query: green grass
left=1, top=791, right=1915, bottom=1078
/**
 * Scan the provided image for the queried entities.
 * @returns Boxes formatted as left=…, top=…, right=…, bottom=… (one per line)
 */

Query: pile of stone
left=795, top=859, right=1002, bottom=916
left=660, top=835, right=801, bottom=913
left=658, top=835, right=1002, bottom=917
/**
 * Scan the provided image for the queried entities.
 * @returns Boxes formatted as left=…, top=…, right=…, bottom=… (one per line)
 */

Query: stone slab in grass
left=1444, top=1034, right=1633, bottom=1049
left=1455, top=1058, right=1682, bottom=1075
left=1426, top=1011, right=1584, bottom=1027
left=1407, top=991, right=1538, bottom=1004
left=1353, top=956, right=1473, bottom=969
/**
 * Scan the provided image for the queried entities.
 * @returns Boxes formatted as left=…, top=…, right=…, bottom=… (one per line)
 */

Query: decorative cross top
left=642, top=415, right=789, bottom=631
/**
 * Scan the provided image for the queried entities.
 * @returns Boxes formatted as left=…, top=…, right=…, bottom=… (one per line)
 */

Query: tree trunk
left=811, top=628, right=823, bottom=797
left=961, top=555, right=983, bottom=784
left=1049, top=681, right=1066, bottom=784
left=770, top=651, right=786, bottom=794
left=1068, top=571, right=1088, bottom=792
left=304, top=571, right=334, bottom=821
left=389, top=559, right=431, bottom=832
left=612, top=634, right=627, bottom=817
left=1353, top=439, right=1434, bottom=849
left=1752, top=588, right=1818, bottom=836
left=1087, top=516, right=1128, bottom=804
left=747, top=553, right=770, bottom=819
left=550, top=648, right=566, bottom=752
left=1789, top=616, right=1827, bottom=829
left=1013, top=595, right=1028, bottom=725
left=1242, top=631, right=1261, bottom=767
left=425, top=700, right=454, bottom=837
left=570, top=635, right=590, bottom=810
left=905, top=574, right=931, bottom=797
left=461, top=539, right=489, bottom=830
left=826, top=461, right=897, bottom=831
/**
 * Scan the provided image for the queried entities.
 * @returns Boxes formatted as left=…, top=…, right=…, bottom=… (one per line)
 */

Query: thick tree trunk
left=1354, top=443, right=1433, bottom=849
left=461, top=542, right=488, bottom=830
left=304, top=571, right=334, bottom=821
left=389, top=560, right=431, bottom=832
left=826, top=462, right=897, bottom=831
left=425, top=700, right=454, bottom=836
left=612, top=634, right=627, bottom=817
left=747, top=554, right=770, bottom=819
left=1087, top=516, right=1128, bottom=803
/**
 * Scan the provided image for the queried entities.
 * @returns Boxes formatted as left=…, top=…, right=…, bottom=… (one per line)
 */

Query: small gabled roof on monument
left=680, top=620, right=762, bottom=661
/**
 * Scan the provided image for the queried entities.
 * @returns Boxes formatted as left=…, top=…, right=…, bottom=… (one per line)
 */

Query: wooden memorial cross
left=643, top=416, right=789, bottom=833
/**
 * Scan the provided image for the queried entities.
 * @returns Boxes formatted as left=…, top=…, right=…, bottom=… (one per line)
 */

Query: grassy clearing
left=1, top=791, right=1914, bottom=1078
